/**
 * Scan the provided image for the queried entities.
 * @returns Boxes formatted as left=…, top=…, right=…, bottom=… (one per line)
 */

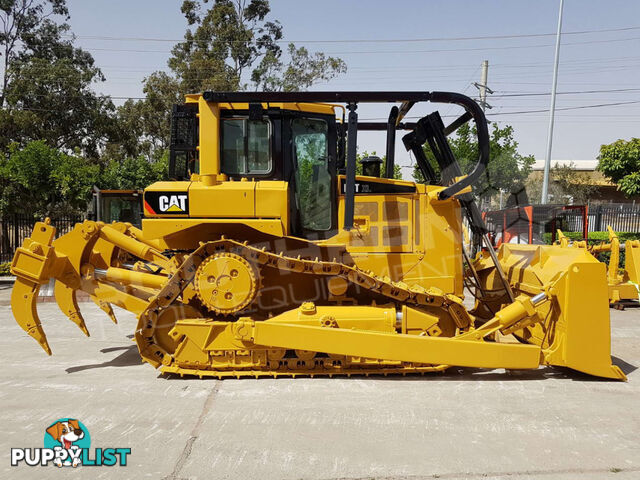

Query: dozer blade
left=54, top=280, right=90, bottom=337
left=474, top=243, right=626, bottom=381
left=626, top=240, right=640, bottom=285
left=11, top=278, right=51, bottom=355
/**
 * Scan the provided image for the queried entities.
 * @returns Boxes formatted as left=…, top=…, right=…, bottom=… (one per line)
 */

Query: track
left=134, top=238, right=472, bottom=378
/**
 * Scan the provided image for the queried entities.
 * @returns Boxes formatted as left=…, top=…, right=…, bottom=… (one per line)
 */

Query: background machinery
left=557, top=227, right=640, bottom=308
left=10, top=91, right=626, bottom=380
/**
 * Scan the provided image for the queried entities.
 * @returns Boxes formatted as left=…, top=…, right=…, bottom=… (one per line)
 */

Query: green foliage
left=0, top=140, right=167, bottom=217
left=0, top=1, right=70, bottom=104
left=114, top=0, right=346, bottom=161
left=51, top=150, right=100, bottom=210
left=0, top=0, right=114, bottom=156
left=173, top=0, right=345, bottom=93
left=173, top=0, right=281, bottom=92
left=0, top=0, right=349, bottom=219
left=598, top=138, right=640, bottom=197
left=99, top=151, right=169, bottom=191
left=0, top=262, right=11, bottom=276
left=549, top=162, right=600, bottom=204
left=542, top=231, right=640, bottom=244
left=108, top=73, right=182, bottom=160
left=412, top=123, right=534, bottom=205
left=0, top=140, right=99, bottom=217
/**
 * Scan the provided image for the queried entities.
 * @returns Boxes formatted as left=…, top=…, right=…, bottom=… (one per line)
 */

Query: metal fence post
left=13, top=213, right=18, bottom=254
left=595, top=205, right=602, bottom=232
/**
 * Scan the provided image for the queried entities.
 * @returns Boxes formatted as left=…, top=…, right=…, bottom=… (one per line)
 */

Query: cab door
left=283, top=112, right=338, bottom=240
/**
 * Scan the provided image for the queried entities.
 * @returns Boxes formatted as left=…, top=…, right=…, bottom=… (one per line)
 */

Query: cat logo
left=158, top=194, right=188, bottom=213
left=143, top=191, right=189, bottom=216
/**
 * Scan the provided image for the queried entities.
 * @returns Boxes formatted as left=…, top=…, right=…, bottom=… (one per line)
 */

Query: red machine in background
left=483, top=204, right=588, bottom=246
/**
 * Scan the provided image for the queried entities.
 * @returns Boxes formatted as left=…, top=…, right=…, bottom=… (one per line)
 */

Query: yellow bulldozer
left=557, top=227, right=640, bottom=309
left=9, top=91, right=626, bottom=380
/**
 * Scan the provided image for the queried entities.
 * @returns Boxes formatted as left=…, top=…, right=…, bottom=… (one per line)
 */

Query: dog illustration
left=46, top=419, right=85, bottom=467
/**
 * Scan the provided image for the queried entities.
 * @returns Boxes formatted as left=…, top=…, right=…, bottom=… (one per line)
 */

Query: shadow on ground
left=66, top=345, right=142, bottom=373
left=65, top=342, right=637, bottom=383
left=612, top=355, right=637, bottom=375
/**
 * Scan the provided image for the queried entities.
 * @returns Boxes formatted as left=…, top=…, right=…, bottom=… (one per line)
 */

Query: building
left=528, top=159, right=640, bottom=204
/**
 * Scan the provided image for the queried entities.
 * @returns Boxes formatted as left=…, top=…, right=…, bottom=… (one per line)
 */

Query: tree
left=1, top=0, right=68, bottom=108
left=525, top=162, right=600, bottom=205
left=108, top=72, right=182, bottom=160
left=0, top=0, right=115, bottom=156
left=115, top=0, right=347, bottom=159
left=356, top=151, right=402, bottom=179
left=252, top=43, right=346, bottom=91
left=0, top=140, right=99, bottom=218
left=598, top=138, right=640, bottom=197
left=173, top=0, right=345, bottom=92
left=413, top=123, right=534, bottom=207
left=171, top=0, right=282, bottom=92
left=98, top=153, right=169, bottom=191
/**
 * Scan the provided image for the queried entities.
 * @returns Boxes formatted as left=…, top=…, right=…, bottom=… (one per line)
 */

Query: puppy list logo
left=44, top=418, right=90, bottom=467
left=10, top=418, right=131, bottom=468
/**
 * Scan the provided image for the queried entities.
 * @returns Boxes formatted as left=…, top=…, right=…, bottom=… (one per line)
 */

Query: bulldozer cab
left=165, top=91, right=489, bottom=245
left=168, top=99, right=340, bottom=239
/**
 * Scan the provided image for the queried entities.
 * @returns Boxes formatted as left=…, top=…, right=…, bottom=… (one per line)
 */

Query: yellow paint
left=255, top=181, right=289, bottom=233
left=189, top=180, right=255, bottom=217
left=198, top=96, right=224, bottom=183
left=141, top=218, right=285, bottom=244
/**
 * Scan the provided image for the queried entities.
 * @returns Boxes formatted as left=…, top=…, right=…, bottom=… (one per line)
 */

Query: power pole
left=541, top=0, right=565, bottom=204
left=474, top=60, right=492, bottom=112
left=480, top=60, right=489, bottom=111
left=475, top=60, right=493, bottom=210
left=482, top=60, right=491, bottom=208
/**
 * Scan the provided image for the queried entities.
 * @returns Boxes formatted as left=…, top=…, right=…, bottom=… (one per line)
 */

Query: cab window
left=221, top=118, right=271, bottom=175
left=292, top=118, right=331, bottom=231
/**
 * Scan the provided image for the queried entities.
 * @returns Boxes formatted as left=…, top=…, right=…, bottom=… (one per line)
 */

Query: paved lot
left=1, top=282, right=639, bottom=479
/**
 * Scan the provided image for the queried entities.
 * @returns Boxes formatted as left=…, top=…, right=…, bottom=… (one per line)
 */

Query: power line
left=495, top=87, right=640, bottom=97
left=489, top=99, right=640, bottom=116
left=65, top=25, right=640, bottom=44
left=8, top=53, right=636, bottom=74
left=12, top=58, right=640, bottom=77
left=16, top=98, right=640, bottom=117
left=359, top=99, right=640, bottom=121
left=321, top=35, right=640, bottom=55
left=22, top=54, right=640, bottom=83
left=69, top=34, right=640, bottom=55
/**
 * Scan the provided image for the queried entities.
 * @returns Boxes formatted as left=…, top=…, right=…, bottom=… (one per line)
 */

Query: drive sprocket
left=194, top=252, right=259, bottom=314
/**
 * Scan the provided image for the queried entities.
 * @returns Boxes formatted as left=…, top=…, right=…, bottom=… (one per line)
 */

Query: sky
left=64, top=0, right=640, bottom=178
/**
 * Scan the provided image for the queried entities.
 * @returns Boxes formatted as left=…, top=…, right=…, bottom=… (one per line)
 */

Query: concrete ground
left=1, top=282, right=639, bottom=480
